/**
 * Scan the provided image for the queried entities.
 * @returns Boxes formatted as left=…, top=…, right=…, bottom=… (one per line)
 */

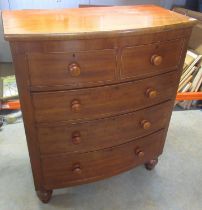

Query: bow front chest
left=2, top=5, right=196, bottom=203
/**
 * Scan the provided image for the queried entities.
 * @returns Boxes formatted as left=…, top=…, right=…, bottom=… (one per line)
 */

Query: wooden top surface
left=2, top=5, right=196, bottom=41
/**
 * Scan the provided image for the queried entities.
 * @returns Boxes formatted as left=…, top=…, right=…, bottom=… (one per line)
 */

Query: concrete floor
left=0, top=109, right=202, bottom=210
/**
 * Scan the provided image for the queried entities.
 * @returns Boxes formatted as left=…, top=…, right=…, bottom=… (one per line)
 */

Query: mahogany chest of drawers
left=2, top=5, right=196, bottom=203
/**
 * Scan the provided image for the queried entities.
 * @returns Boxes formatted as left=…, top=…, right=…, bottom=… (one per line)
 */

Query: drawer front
left=38, top=101, right=172, bottom=155
left=42, top=130, right=165, bottom=189
left=27, top=49, right=117, bottom=88
left=120, top=39, right=183, bottom=79
left=33, top=71, right=178, bottom=124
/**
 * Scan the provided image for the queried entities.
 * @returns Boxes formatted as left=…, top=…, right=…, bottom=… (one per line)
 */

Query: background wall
left=8, top=0, right=79, bottom=9
left=0, top=0, right=186, bottom=62
left=81, top=0, right=162, bottom=6
left=0, top=11, right=11, bottom=62
left=0, top=0, right=9, bottom=9
left=163, top=0, right=186, bottom=8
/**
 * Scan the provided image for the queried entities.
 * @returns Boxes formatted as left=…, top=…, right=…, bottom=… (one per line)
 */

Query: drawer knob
left=141, top=120, right=151, bottom=130
left=146, top=88, right=158, bottom=99
left=135, top=148, right=145, bottom=158
left=72, top=163, right=82, bottom=174
left=72, top=131, right=81, bottom=145
left=71, top=100, right=81, bottom=112
left=69, top=63, right=81, bottom=77
left=151, top=54, right=162, bottom=66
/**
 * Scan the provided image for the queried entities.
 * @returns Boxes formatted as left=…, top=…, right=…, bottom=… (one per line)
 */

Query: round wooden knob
left=72, top=131, right=81, bottom=145
left=146, top=88, right=158, bottom=99
left=141, top=120, right=151, bottom=130
left=151, top=54, right=162, bottom=66
left=69, top=63, right=81, bottom=77
left=135, top=148, right=145, bottom=158
left=71, top=100, right=81, bottom=112
left=72, top=163, right=82, bottom=174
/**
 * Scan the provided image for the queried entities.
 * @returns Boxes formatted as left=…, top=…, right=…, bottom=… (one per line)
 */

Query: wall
left=81, top=0, right=162, bottom=6
left=163, top=0, right=186, bottom=8
left=0, top=0, right=9, bottom=9
left=0, top=0, right=10, bottom=62
left=79, top=0, right=186, bottom=8
left=0, top=11, right=12, bottom=62
left=8, top=0, right=79, bottom=9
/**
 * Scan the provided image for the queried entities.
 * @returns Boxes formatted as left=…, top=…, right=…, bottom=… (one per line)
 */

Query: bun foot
left=145, top=158, right=158, bottom=170
left=36, top=189, right=53, bottom=203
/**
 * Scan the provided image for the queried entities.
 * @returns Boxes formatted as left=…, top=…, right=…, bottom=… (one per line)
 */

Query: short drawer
left=32, top=71, right=178, bottom=124
left=41, top=130, right=165, bottom=189
left=27, top=49, right=117, bottom=88
left=120, top=39, right=183, bottom=79
left=38, top=101, right=172, bottom=155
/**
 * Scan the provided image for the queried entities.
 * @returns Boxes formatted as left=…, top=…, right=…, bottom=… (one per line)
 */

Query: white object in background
left=5, top=110, right=22, bottom=124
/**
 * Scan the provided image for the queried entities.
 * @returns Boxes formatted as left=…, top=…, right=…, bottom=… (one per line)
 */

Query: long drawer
left=27, top=49, right=117, bottom=88
left=120, top=39, right=183, bottom=80
left=38, top=101, right=172, bottom=155
left=41, top=130, right=165, bottom=189
left=32, top=71, right=178, bottom=124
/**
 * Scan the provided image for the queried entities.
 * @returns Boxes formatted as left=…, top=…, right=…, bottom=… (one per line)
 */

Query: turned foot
left=145, top=158, right=158, bottom=170
left=36, top=189, right=53, bottom=203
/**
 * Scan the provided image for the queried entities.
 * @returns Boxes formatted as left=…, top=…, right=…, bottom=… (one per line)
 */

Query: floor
left=0, top=109, right=201, bottom=210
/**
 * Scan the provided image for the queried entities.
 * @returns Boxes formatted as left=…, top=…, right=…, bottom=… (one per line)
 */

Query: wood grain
left=26, top=38, right=184, bottom=89
left=32, top=71, right=178, bottom=124
left=41, top=130, right=165, bottom=189
left=37, top=101, right=172, bottom=155
left=27, top=49, right=117, bottom=87
left=3, top=6, right=195, bottom=202
left=120, top=38, right=183, bottom=79
left=9, top=44, right=44, bottom=191
left=2, top=5, right=196, bottom=41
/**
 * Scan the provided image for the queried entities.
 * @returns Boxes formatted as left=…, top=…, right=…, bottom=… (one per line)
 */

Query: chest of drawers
left=2, top=5, right=196, bottom=203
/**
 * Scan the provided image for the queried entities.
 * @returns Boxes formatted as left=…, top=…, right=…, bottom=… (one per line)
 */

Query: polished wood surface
left=2, top=5, right=196, bottom=41
left=4, top=6, right=194, bottom=203
left=146, top=88, right=158, bottom=99
left=151, top=55, right=163, bottom=66
left=41, top=130, right=165, bottom=189
left=120, top=39, right=183, bottom=79
left=27, top=49, right=117, bottom=87
left=68, top=63, right=81, bottom=77
left=145, top=158, right=159, bottom=170
left=13, top=28, right=190, bottom=93
left=26, top=38, right=182, bottom=89
left=36, top=190, right=52, bottom=204
left=37, top=101, right=172, bottom=155
left=32, top=71, right=178, bottom=124
left=8, top=45, right=44, bottom=192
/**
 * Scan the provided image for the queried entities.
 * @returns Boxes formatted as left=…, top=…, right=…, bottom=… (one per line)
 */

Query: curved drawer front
left=120, top=39, right=183, bottom=79
left=32, top=71, right=178, bottom=124
left=41, top=130, right=165, bottom=189
left=38, top=101, right=172, bottom=155
left=27, top=49, right=117, bottom=88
